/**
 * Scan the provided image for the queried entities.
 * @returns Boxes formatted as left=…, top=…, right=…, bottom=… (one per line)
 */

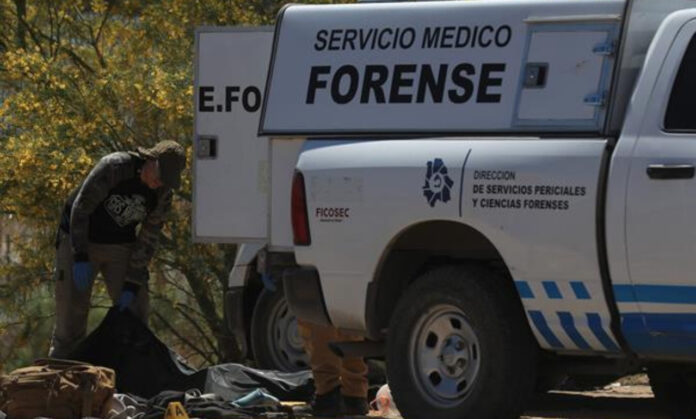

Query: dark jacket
left=62, top=151, right=172, bottom=287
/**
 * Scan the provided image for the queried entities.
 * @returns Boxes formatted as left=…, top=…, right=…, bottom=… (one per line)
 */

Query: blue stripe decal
left=614, top=285, right=696, bottom=304
left=558, top=312, right=591, bottom=350
left=529, top=310, right=564, bottom=348
left=542, top=281, right=563, bottom=299
left=643, top=313, right=696, bottom=334
left=570, top=282, right=591, bottom=300
left=515, top=281, right=534, bottom=299
left=613, top=285, right=636, bottom=302
left=621, top=313, right=696, bottom=356
left=587, top=313, right=620, bottom=351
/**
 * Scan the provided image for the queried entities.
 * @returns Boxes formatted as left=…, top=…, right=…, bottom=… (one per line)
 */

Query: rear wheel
left=386, top=264, right=538, bottom=419
left=251, top=288, right=309, bottom=372
left=649, top=363, right=696, bottom=419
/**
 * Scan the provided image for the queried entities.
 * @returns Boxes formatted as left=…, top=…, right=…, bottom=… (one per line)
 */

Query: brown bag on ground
left=0, top=358, right=116, bottom=419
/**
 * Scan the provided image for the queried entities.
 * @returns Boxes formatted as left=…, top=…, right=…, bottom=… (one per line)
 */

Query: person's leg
left=94, top=243, right=149, bottom=321
left=337, top=330, right=369, bottom=414
left=298, top=320, right=342, bottom=394
left=49, top=231, right=96, bottom=358
left=297, top=319, right=344, bottom=416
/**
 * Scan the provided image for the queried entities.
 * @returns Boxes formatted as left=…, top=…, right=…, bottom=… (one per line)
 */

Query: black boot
left=343, top=395, right=368, bottom=416
left=311, top=386, right=343, bottom=417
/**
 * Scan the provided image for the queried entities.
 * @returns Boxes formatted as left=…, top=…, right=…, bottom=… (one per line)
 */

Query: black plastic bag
left=67, top=307, right=206, bottom=398
left=204, top=363, right=314, bottom=402
left=67, top=308, right=315, bottom=402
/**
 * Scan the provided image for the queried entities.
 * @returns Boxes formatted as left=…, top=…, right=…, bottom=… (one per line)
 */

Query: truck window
left=664, top=34, right=696, bottom=131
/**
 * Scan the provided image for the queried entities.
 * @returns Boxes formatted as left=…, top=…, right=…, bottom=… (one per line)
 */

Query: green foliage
left=0, top=0, right=348, bottom=373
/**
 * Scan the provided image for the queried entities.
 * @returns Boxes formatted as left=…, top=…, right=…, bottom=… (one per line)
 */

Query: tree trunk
left=14, top=0, right=26, bottom=49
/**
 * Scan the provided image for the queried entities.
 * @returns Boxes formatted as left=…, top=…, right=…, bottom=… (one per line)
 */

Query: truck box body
left=193, top=28, right=273, bottom=242
left=260, top=0, right=624, bottom=136
left=193, top=28, right=273, bottom=243
left=193, top=28, right=301, bottom=249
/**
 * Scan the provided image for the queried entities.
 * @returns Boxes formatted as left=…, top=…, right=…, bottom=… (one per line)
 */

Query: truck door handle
left=646, top=164, right=695, bottom=179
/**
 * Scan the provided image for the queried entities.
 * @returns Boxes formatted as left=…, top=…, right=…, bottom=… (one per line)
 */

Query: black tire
left=386, top=264, right=538, bottom=419
left=250, top=287, right=309, bottom=372
left=649, top=363, right=696, bottom=419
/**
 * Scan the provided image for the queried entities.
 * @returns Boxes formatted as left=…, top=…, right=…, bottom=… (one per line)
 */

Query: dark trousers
left=49, top=231, right=149, bottom=358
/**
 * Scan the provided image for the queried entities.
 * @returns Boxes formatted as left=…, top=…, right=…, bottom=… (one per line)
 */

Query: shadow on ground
left=522, top=392, right=669, bottom=419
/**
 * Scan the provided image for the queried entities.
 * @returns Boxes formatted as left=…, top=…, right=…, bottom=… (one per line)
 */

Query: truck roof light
left=291, top=171, right=311, bottom=246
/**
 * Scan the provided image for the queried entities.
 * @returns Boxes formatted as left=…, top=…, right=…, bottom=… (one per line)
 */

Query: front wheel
left=386, top=265, right=538, bottom=419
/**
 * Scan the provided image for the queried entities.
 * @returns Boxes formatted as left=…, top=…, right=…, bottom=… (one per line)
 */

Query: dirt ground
left=361, top=375, right=669, bottom=419
left=521, top=375, right=669, bottom=419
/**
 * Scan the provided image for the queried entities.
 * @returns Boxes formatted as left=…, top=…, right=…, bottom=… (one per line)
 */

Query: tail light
left=291, top=171, right=311, bottom=246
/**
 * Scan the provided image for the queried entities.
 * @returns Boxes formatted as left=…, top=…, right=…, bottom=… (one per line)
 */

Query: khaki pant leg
left=90, top=243, right=149, bottom=322
left=337, top=330, right=368, bottom=398
left=49, top=231, right=96, bottom=358
left=297, top=319, right=342, bottom=396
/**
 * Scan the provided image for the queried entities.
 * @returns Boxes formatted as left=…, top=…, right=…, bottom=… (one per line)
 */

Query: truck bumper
left=283, top=267, right=332, bottom=326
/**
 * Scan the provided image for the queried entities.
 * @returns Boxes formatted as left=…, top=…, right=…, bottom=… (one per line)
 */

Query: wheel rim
left=266, top=296, right=309, bottom=371
left=409, top=304, right=481, bottom=408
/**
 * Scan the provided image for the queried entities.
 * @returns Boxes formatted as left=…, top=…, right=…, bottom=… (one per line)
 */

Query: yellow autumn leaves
left=0, top=0, right=348, bottom=369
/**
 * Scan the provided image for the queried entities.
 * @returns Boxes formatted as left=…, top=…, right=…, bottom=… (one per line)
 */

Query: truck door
left=620, top=17, right=696, bottom=358
left=193, top=28, right=273, bottom=243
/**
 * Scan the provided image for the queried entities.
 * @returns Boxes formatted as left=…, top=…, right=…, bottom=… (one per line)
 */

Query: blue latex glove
left=232, top=388, right=280, bottom=408
left=261, top=273, right=277, bottom=292
left=117, top=290, right=135, bottom=312
left=72, top=262, right=92, bottom=292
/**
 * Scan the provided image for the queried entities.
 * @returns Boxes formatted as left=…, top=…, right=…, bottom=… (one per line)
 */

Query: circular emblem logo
left=423, top=158, right=454, bottom=207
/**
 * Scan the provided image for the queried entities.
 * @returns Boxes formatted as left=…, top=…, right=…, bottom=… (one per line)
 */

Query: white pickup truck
left=194, top=0, right=696, bottom=417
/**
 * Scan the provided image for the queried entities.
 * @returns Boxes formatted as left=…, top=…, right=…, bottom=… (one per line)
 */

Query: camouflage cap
left=137, top=140, right=186, bottom=189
